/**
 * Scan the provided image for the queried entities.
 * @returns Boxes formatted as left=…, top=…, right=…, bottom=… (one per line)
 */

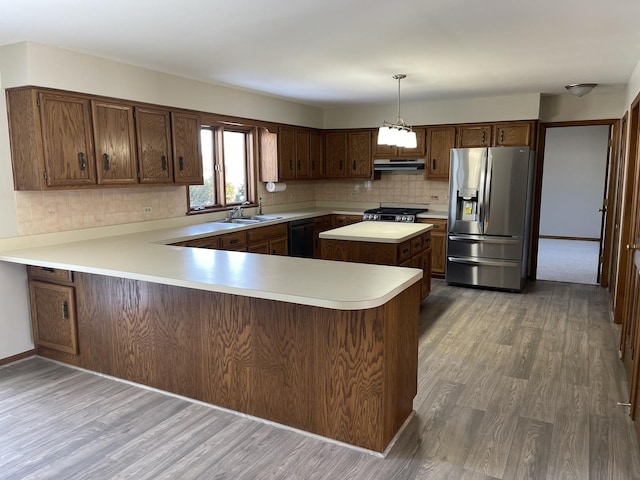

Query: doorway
left=531, top=121, right=617, bottom=284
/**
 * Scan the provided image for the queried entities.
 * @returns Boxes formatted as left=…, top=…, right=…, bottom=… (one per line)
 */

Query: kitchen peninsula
left=0, top=214, right=422, bottom=453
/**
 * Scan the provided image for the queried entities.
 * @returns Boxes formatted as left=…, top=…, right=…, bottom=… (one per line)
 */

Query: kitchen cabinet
left=259, top=127, right=322, bottom=181
left=331, top=214, right=362, bottom=228
left=426, top=126, right=456, bottom=179
left=218, top=231, right=248, bottom=251
left=419, top=218, right=447, bottom=277
left=372, top=128, right=426, bottom=158
left=27, top=266, right=78, bottom=355
left=247, top=223, right=288, bottom=255
left=136, top=107, right=173, bottom=184
left=457, top=124, right=493, bottom=148
left=494, top=122, right=534, bottom=147
left=313, top=215, right=333, bottom=258
left=91, top=100, right=138, bottom=185
left=172, top=112, right=204, bottom=185
left=324, top=130, right=372, bottom=179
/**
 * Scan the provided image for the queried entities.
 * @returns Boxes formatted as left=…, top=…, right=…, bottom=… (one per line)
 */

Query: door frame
left=530, top=119, right=619, bottom=281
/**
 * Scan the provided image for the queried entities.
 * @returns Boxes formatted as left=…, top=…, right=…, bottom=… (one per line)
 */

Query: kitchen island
left=0, top=215, right=422, bottom=453
left=320, top=221, right=433, bottom=299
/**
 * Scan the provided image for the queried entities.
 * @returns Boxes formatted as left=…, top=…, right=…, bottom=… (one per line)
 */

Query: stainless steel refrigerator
left=446, top=147, right=535, bottom=292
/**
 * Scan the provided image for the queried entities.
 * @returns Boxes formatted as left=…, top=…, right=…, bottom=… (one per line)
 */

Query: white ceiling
left=1, top=0, right=639, bottom=107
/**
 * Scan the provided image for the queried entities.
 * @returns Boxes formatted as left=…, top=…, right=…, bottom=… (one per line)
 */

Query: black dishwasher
left=288, top=219, right=315, bottom=258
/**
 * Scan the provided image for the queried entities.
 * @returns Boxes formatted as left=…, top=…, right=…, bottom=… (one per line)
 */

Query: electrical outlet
left=351, top=191, right=358, bottom=196
left=143, top=206, right=152, bottom=214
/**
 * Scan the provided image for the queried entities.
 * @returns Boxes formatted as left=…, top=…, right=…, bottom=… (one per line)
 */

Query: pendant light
left=377, top=74, right=417, bottom=149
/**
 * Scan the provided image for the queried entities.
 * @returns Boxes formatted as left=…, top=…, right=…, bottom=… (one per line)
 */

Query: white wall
left=539, top=125, right=610, bottom=238
left=324, top=93, right=541, bottom=129
left=626, top=60, right=640, bottom=108
left=539, top=90, right=626, bottom=123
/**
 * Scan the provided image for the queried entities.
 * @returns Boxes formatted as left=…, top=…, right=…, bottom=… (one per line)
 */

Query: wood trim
left=601, top=121, right=620, bottom=287
left=0, top=349, right=37, bottom=367
left=539, top=235, right=600, bottom=242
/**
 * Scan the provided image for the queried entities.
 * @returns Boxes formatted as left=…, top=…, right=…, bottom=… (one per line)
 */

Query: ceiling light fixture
left=377, top=74, right=417, bottom=149
left=565, top=83, right=597, bottom=97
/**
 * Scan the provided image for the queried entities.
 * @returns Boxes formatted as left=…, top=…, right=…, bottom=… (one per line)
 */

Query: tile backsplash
left=16, top=174, right=448, bottom=235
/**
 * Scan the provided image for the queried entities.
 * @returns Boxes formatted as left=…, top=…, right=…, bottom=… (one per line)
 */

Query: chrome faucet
left=229, top=201, right=251, bottom=220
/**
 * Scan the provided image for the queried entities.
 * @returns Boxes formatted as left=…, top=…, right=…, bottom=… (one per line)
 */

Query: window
left=189, top=125, right=254, bottom=211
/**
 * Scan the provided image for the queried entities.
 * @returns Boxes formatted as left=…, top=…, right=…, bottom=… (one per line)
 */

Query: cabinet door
left=39, top=92, right=96, bottom=187
left=325, top=131, right=347, bottom=178
left=248, top=241, right=270, bottom=254
left=457, top=125, right=493, bottom=148
left=372, top=129, right=398, bottom=158
left=309, top=130, right=323, bottom=179
left=172, top=112, right=203, bottom=185
left=295, top=129, right=311, bottom=179
left=426, top=127, right=456, bottom=178
left=494, top=122, right=532, bottom=147
left=136, top=107, right=173, bottom=183
left=348, top=131, right=372, bottom=178
left=270, top=237, right=288, bottom=256
left=398, top=127, right=426, bottom=157
left=422, top=248, right=432, bottom=298
left=29, top=280, right=78, bottom=355
left=431, top=232, right=446, bottom=276
left=91, top=100, right=137, bottom=185
left=278, top=126, right=296, bottom=180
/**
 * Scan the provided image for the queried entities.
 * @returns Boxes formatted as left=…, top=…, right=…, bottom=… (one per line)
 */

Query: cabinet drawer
left=220, top=231, right=247, bottom=250
left=179, top=236, right=220, bottom=249
left=411, top=235, right=424, bottom=253
left=423, top=233, right=432, bottom=249
left=247, top=223, right=287, bottom=243
left=420, top=218, right=447, bottom=231
left=398, top=240, right=413, bottom=263
left=27, top=266, right=73, bottom=284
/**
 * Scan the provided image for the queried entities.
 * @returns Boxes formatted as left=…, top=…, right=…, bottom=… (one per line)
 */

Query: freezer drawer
left=447, top=234, right=523, bottom=261
left=446, top=255, right=525, bottom=291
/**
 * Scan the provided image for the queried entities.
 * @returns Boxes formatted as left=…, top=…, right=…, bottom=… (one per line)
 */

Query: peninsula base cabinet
left=27, top=266, right=78, bottom=355
left=29, top=270, right=419, bottom=453
left=419, top=218, right=447, bottom=277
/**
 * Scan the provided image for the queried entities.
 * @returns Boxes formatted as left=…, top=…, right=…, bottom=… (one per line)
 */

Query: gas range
left=362, top=206, right=429, bottom=223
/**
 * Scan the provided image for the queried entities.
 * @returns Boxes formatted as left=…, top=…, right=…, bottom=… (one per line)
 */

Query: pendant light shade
left=377, top=74, right=417, bottom=149
left=565, top=83, right=597, bottom=97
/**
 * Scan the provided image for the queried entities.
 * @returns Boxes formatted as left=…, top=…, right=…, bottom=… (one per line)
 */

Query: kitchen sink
left=249, top=215, right=284, bottom=221
left=215, top=218, right=262, bottom=225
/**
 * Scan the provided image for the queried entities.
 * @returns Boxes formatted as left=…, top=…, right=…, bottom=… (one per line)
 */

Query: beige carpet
left=536, top=238, right=599, bottom=284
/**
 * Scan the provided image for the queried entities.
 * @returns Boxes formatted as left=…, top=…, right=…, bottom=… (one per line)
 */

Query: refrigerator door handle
left=447, top=256, right=520, bottom=268
left=448, top=235, right=522, bottom=245
left=484, top=151, right=493, bottom=233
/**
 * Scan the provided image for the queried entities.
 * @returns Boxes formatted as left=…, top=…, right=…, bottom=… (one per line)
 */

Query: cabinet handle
left=230, top=239, right=239, bottom=244
left=178, top=156, right=184, bottom=171
left=78, top=152, right=87, bottom=171
left=352, top=160, right=356, bottom=171
left=161, top=155, right=167, bottom=171
left=103, top=153, right=110, bottom=171
left=482, top=131, right=486, bottom=144
left=290, top=160, right=294, bottom=171
left=432, top=159, right=436, bottom=171
left=41, top=267, right=55, bottom=273
left=402, top=248, right=410, bottom=254
left=339, top=160, right=343, bottom=170
left=500, top=130, right=504, bottom=143
left=298, top=160, right=302, bottom=170
left=62, top=301, right=69, bottom=320
left=311, top=161, right=315, bottom=170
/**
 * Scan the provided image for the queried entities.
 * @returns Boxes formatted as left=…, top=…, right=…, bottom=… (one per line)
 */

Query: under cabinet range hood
left=373, top=158, right=425, bottom=172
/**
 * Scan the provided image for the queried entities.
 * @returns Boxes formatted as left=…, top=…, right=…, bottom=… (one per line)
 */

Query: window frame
left=187, top=123, right=257, bottom=214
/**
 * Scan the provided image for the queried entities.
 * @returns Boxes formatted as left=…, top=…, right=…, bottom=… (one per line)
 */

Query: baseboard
left=0, top=349, right=37, bottom=367
left=539, top=235, right=600, bottom=242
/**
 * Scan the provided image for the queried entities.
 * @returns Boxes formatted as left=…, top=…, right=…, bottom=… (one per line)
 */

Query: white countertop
left=319, top=222, right=433, bottom=243
left=0, top=209, right=422, bottom=311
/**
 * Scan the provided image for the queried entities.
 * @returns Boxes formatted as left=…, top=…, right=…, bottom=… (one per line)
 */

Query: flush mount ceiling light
left=565, top=83, right=598, bottom=97
left=377, top=74, right=417, bottom=149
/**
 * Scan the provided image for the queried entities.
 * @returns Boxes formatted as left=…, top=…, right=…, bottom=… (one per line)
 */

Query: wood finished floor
left=1, top=280, right=639, bottom=479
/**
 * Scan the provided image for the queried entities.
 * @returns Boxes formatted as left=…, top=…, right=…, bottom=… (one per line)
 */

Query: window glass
left=223, top=130, right=247, bottom=204
left=189, top=129, right=216, bottom=209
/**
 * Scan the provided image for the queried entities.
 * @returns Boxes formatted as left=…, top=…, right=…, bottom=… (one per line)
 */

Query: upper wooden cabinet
left=456, top=121, right=536, bottom=149
left=457, top=124, right=493, bottom=148
left=259, top=126, right=323, bottom=182
left=91, top=100, right=137, bottom=185
left=372, top=128, right=426, bottom=158
left=136, top=107, right=173, bottom=184
left=6, top=87, right=204, bottom=190
left=325, top=130, right=372, bottom=179
left=494, top=122, right=533, bottom=147
left=171, top=112, right=203, bottom=185
left=426, top=126, right=456, bottom=179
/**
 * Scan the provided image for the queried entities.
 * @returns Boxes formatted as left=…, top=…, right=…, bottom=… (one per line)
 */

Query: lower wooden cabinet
left=420, top=218, right=447, bottom=277
left=27, top=266, right=78, bottom=355
left=247, top=223, right=288, bottom=255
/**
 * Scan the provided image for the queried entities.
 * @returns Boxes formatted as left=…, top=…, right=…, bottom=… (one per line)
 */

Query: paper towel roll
left=266, top=182, right=287, bottom=192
